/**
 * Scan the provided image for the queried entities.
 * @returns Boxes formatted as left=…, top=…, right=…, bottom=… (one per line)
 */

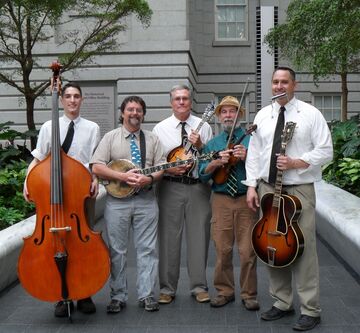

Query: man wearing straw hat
left=199, top=96, right=259, bottom=310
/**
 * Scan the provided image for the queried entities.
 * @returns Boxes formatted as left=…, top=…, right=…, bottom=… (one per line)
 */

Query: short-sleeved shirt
left=31, top=115, right=100, bottom=169
left=90, top=126, right=166, bottom=168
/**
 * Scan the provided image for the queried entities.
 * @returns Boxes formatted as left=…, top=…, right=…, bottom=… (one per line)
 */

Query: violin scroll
left=50, top=60, right=63, bottom=93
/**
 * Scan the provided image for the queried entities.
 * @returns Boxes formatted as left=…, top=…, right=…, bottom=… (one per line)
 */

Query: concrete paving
left=0, top=219, right=359, bottom=333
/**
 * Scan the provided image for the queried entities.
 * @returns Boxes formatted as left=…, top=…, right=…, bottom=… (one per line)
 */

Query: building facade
left=0, top=0, right=359, bottom=137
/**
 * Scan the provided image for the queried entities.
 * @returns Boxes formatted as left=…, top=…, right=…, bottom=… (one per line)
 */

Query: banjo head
left=105, top=159, right=136, bottom=198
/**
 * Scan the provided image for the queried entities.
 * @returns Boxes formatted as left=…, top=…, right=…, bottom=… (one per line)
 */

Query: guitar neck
left=140, top=158, right=193, bottom=175
left=272, top=145, right=286, bottom=207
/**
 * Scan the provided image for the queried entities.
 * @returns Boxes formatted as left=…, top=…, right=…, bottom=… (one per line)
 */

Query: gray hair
left=169, top=84, right=193, bottom=101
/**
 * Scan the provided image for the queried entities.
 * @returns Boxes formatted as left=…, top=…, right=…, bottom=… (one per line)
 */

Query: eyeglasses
left=125, top=108, right=144, bottom=113
left=173, top=96, right=190, bottom=102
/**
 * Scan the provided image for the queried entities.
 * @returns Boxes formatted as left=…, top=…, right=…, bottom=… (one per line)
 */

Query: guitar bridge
left=267, top=246, right=276, bottom=266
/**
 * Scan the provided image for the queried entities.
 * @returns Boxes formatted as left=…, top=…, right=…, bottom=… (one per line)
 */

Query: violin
left=212, top=124, right=257, bottom=184
left=18, top=62, right=110, bottom=311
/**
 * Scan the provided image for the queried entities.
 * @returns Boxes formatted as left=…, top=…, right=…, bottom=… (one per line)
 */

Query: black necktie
left=268, top=106, right=285, bottom=185
left=62, top=121, right=74, bottom=154
left=180, top=122, right=187, bottom=143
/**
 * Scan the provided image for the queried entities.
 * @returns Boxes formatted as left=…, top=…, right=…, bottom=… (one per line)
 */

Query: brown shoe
left=195, top=291, right=210, bottom=303
left=158, top=293, right=175, bottom=304
left=210, top=294, right=235, bottom=307
left=242, top=299, right=260, bottom=311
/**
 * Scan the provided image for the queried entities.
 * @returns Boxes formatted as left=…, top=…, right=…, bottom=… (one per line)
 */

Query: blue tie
left=130, top=133, right=141, bottom=166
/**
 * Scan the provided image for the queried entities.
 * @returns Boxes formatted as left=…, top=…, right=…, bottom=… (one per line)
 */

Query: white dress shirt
left=244, top=97, right=333, bottom=187
left=152, top=114, right=213, bottom=156
left=32, top=115, right=100, bottom=169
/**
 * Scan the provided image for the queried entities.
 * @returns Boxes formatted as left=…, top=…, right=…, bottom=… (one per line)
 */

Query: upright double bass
left=18, top=62, right=110, bottom=307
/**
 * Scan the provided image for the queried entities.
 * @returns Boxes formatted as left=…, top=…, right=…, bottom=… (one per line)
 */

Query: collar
left=123, top=126, right=141, bottom=139
left=274, top=96, right=297, bottom=113
left=170, top=114, right=192, bottom=128
left=62, top=115, right=80, bottom=125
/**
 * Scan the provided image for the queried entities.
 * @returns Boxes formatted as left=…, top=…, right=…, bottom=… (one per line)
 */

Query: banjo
left=104, top=152, right=216, bottom=198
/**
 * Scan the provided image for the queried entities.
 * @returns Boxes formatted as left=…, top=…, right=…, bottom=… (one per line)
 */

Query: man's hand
left=276, top=155, right=309, bottom=170
left=125, top=169, right=153, bottom=188
left=90, top=178, right=99, bottom=198
left=166, top=164, right=192, bottom=176
left=246, top=186, right=259, bottom=212
left=23, top=181, right=31, bottom=203
left=204, top=149, right=231, bottom=174
left=232, top=144, right=247, bottom=161
left=188, top=130, right=203, bottom=150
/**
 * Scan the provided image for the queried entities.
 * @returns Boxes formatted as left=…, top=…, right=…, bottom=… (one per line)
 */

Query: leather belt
left=163, top=175, right=200, bottom=185
left=215, top=192, right=246, bottom=198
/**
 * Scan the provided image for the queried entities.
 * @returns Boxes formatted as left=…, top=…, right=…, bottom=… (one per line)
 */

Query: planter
left=315, top=180, right=360, bottom=276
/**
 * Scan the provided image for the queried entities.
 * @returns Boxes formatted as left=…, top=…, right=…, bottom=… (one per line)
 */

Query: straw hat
left=215, top=96, right=244, bottom=116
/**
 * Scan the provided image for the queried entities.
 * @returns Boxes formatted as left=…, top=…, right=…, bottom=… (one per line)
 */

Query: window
left=314, top=95, right=341, bottom=122
left=215, top=0, right=248, bottom=41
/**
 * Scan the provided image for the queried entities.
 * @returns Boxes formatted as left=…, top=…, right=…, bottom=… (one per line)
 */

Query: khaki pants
left=211, top=193, right=258, bottom=300
left=258, top=181, right=321, bottom=317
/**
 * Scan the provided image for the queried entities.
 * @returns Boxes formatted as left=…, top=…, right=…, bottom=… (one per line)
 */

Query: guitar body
left=252, top=192, right=304, bottom=268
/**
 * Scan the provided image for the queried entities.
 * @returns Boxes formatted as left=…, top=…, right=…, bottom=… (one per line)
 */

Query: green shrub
left=0, top=160, right=35, bottom=230
left=323, top=115, right=360, bottom=197
left=0, top=121, right=36, bottom=168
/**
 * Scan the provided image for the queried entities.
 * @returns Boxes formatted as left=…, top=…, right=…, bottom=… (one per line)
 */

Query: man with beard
left=198, top=96, right=259, bottom=310
left=91, top=96, right=165, bottom=313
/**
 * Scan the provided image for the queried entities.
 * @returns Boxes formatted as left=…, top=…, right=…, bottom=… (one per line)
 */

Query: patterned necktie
left=62, top=121, right=74, bottom=154
left=226, top=135, right=238, bottom=196
left=226, top=167, right=238, bottom=197
left=268, top=106, right=285, bottom=184
left=130, top=133, right=141, bottom=166
left=180, top=122, right=187, bottom=144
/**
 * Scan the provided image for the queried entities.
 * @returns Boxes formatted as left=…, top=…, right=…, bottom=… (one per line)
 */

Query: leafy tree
left=0, top=0, right=152, bottom=149
left=264, top=0, right=360, bottom=121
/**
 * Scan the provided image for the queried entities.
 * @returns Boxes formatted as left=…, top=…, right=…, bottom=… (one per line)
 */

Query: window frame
left=313, top=94, right=341, bottom=122
left=214, top=0, right=249, bottom=42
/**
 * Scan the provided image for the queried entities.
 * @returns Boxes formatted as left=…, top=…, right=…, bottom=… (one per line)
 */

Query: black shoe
left=54, top=300, right=74, bottom=318
left=106, top=299, right=126, bottom=314
left=261, top=306, right=295, bottom=321
left=293, top=315, right=321, bottom=331
left=77, top=297, right=96, bottom=314
left=139, top=296, right=159, bottom=312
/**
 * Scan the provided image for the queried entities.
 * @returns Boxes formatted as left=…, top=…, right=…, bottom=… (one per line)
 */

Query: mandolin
left=166, top=101, right=215, bottom=175
left=104, top=152, right=215, bottom=198
left=251, top=122, right=304, bottom=268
